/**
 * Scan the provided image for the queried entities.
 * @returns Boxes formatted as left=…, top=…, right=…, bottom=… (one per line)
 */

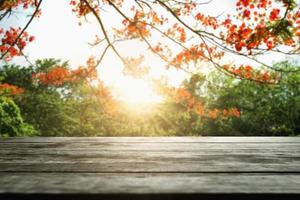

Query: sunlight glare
left=112, top=77, right=163, bottom=105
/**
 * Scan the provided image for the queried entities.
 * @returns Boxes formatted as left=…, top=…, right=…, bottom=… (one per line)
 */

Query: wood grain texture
left=0, top=173, right=299, bottom=194
left=1, top=136, right=300, bottom=143
left=0, top=137, right=299, bottom=200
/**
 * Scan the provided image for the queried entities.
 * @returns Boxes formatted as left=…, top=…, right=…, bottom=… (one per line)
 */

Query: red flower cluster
left=33, top=64, right=97, bottom=86
left=0, top=27, right=35, bottom=61
left=269, top=8, right=280, bottom=21
left=159, top=86, right=241, bottom=119
left=115, top=10, right=153, bottom=39
left=0, top=83, right=24, bottom=95
left=221, top=0, right=300, bottom=54
left=236, top=0, right=252, bottom=7
left=171, top=45, right=224, bottom=68
left=33, top=67, right=71, bottom=86
left=0, top=0, right=36, bottom=10
left=70, top=0, right=93, bottom=17
left=223, top=64, right=279, bottom=83
left=195, top=13, right=218, bottom=30
left=33, top=57, right=98, bottom=86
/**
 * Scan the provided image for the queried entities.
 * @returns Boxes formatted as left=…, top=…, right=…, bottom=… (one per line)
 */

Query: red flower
left=269, top=9, right=280, bottom=21
left=243, top=9, right=251, bottom=18
left=29, top=36, right=35, bottom=42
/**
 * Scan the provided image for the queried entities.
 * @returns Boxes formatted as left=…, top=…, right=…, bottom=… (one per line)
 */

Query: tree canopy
left=1, top=1, right=299, bottom=70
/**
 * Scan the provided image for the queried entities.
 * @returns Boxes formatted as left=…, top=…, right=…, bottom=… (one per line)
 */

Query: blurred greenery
left=0, top=59, right=299, bottom=137
left=203, top=60, right=300, bottom=136
left=0, top=97, right=36, bottom=137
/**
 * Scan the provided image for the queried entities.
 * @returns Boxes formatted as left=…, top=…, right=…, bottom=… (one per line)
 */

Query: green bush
left=0, top=97, right=36, bottom=137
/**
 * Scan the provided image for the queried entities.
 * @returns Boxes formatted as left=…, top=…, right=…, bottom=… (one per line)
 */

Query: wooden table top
left=0, top=137, right=299, bottom=200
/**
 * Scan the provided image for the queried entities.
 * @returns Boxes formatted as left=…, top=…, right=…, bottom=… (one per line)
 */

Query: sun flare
left=112, top=77, right=163, bottom=105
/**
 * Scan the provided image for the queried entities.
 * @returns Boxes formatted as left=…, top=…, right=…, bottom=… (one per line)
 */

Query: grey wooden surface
left=0, top=137, right=300, bottom=200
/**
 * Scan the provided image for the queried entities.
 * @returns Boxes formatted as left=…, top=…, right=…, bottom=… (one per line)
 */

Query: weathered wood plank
left=1, top=137, right=300, bottom=143
left=2, top=193, right=299, bottom=200
left=1, top=141, right=299, bottom=150
left=0, top=148, right=298, bottom=158
left=2, top=149, right=299, bottom=172
left=0, top=173, right=299, bottom=194
left=1, top=153, right=299, bottom=164
left=0, top=137, right=299, bottom=200
left=1, top=161, right=299, bottom=172
left=1, top=148, right=299, bottom=154
left=0, top=138, right=299, bottom=172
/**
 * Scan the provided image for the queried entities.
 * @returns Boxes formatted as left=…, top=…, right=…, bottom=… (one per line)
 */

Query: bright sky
left=2, top=0, right=298, bottom=104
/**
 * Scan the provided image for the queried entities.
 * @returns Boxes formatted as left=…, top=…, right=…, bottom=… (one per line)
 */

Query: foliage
left=204, top=60, right=300, bottom=136
left=0, top=59, right=84, bottom=136
left=1, top=59, right=300, bottom=136
left=0, top=58, right=118, bottom=136
left=0, top=96, right=36, bottom=137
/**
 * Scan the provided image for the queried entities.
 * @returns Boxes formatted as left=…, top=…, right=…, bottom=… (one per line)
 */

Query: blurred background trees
left=1, top=59, right=299, bottom=137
